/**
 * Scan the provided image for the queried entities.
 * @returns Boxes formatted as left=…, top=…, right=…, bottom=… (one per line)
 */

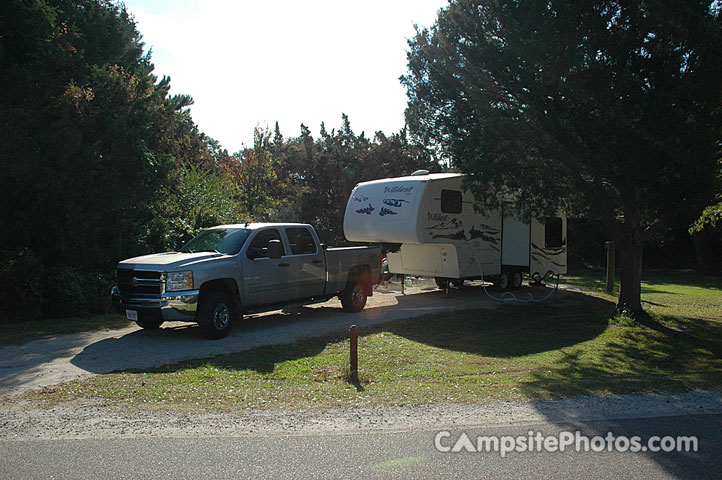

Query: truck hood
left=118, top=252, right=226, bottom=270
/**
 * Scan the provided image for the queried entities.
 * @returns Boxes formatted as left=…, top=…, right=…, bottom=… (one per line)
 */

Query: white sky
left=124, top=0, right=448, bottom=153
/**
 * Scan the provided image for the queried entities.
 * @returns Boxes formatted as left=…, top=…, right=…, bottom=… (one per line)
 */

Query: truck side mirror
left=267, top=239, right=283, bottom=259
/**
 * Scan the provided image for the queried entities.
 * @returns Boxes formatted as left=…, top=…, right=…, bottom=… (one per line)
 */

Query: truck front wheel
left=341, top=280, right=367, bottom=313
left=198, top=291, right=235, bottom=339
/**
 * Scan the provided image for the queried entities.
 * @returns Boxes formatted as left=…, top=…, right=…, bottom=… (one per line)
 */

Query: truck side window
left=286, top=228, right=317, bottom=255
left=544, top=217, right=564, bottom=248
left=441, top=189, right=463, bottom=214
left=247, top=229, right=284, bottom=259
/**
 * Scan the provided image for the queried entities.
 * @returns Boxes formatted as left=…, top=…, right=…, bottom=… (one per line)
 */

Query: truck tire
left=435, top=277, right=450, bottom=289
left=341, top=280, right=367, bottom=313
left=451, top=279, right=465, bottom=288
left=198, top=291, right=235, bottom=339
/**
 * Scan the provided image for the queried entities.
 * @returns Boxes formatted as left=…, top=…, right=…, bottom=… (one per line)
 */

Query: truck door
left=242, top=227, right=294, bottom=306
left=282, top=227, right=327, bottom=300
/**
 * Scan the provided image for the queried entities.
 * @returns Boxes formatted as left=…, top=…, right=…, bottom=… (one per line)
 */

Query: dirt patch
left=1, top=390, right=720, bottom=440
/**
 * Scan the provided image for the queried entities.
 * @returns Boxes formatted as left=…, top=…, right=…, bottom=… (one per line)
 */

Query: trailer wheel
left=341, top=280, right=367, bottom=312
left=495, top=272, right=510, bottom=291
left=197, top=291, right=235, bottom=339
left=510, top=271, right=523, bottom=290
left=435, top=277, right=450, bottom=289
left=451, top=279, right=465, bottom=288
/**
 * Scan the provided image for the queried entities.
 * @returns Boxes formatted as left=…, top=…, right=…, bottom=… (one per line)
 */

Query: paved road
left=0, top=279, right=509, bottom=396
left=1, top=412, right=719, bottom=479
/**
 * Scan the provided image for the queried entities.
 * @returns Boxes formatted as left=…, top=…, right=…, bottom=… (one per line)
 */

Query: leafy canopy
left=403, top=0, right=722, bottom=235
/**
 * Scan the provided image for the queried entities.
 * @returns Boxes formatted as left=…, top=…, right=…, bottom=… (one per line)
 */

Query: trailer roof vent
left=410, top=169, right=430, bottom=176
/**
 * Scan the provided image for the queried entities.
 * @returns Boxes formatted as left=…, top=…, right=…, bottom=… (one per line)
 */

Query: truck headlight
left=166, top=271, right=194, bottom=291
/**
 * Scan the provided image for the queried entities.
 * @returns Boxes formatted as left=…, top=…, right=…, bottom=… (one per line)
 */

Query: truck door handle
left=278, top=262, right=290, bottom=267
left=311, top=260, right=323, bottom=264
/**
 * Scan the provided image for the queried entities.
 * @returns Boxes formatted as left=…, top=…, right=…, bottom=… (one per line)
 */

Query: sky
left=123, top=0, right=448, bottom=153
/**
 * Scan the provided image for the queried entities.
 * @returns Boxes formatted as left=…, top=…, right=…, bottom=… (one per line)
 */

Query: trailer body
left=343, top=173, right=566, bottom=285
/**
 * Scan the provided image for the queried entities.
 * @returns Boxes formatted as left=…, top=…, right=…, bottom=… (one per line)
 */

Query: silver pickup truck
left=111, top=223, right=381, bottom=338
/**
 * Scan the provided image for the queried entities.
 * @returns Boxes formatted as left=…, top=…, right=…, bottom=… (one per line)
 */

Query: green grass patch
left=21, top=269, right=722, bottom=412
left=0, top=314, right=133, bottom=346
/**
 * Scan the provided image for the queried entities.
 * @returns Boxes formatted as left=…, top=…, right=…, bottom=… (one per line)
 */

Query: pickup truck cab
left=111, top=223, right=381, bottom=338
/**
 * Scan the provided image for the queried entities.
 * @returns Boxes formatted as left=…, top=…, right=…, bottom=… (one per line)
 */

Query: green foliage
left=232, top=128, right=280, bottom=220
left=402, top=0, right=722, bottom=313
left=274, top=115, right=438, bottom=244
left=0, top=0, right=230, bottom=320
left=0, top=0, right=438, bottom=321
left=148, top=163, right=246, bottom=251
left=690, top=199, right=722, bottom=233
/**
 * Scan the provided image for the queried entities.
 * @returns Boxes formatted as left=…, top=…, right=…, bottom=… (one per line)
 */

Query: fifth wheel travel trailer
left=343, top=171, right=567, bottom=290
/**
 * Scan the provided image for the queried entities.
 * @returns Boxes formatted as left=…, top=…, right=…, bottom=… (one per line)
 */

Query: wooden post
left=349, top=325, right=358, bottom=382
left=605, top=241, right=615, bottom=294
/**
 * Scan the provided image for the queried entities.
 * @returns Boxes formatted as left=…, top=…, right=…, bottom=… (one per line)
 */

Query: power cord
left=477, top=261, right=559, bottom=303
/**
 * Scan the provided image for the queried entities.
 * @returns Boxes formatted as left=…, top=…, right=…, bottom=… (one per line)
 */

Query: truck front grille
left=117, top=268, right=162, bottom=297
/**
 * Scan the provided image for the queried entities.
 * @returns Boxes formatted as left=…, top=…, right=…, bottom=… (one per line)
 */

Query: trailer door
left=501, top=207, right=530, bottom=268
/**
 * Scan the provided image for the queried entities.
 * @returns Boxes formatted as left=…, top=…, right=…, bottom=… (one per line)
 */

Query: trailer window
left=544, top=217, right=563, bottom=248
left=441, top=189, right=463, bottom=214
left=286, top=228, right=317, bottom=255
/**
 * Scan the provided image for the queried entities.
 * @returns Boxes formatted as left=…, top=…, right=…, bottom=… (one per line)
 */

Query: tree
left=222, top=127, right=279, bottom=220
left=0, top=0, right=219, bottom=318
left=402, top=0, right=722, bottom=315
left=270, top=115, right=437, bottom=244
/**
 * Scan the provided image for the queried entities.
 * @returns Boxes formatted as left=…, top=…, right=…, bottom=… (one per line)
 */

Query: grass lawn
left=22, top=269, right=722, bottom=412
left=0, top=314, right=133, bottom=346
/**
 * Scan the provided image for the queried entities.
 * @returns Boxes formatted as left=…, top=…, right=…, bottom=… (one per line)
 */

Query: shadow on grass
left=519, top=308, right=722, bottom=401
left=566, top=267, right=722, bottom=295
left=119, top=289, right=613, bottom=377
left=380, top=291, right=612, bottom=358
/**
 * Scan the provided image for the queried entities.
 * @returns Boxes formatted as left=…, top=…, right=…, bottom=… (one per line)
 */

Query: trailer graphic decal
left=426, top=217, right=462, bottom=230
left=382, top=199, right=410, bottom=208
left=352, top=195, right=369, bottom=203
left=379, top=207, right=398, bottom=216
left=531, top=243, right=566, bottom=267
left=384, top=185, right=414, bottom=194
left=432, top=230, right=468, bottom=241
left=468, top=226, right=501, bottom=249
left=356, top=204, right=375, bottom=215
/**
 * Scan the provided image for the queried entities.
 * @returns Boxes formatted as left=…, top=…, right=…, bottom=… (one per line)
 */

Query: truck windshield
left=180, top=228, right=251, bottom=255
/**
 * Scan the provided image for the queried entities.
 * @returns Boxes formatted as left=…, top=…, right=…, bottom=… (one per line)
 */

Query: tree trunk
left=693, top=230, right=715, bottom=275
left=616, top=232, right=644, bottom=316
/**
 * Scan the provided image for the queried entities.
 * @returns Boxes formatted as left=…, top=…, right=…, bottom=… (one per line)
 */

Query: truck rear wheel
left=435, top=277, right=450, bottom=289
left=341, top=280, right=367, bottom=312
left=198, top=291, right=235, bottom=339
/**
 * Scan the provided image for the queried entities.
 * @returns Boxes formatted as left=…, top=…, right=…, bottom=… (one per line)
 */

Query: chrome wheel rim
left=213, top=303, right=230, bottom=330
left=352, top=286, right=366, bottom=308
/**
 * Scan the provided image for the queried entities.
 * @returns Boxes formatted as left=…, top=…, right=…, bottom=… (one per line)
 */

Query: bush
left=41, top=267, right=114, bottom=318
left=0, top=250, right=45, bottom=323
